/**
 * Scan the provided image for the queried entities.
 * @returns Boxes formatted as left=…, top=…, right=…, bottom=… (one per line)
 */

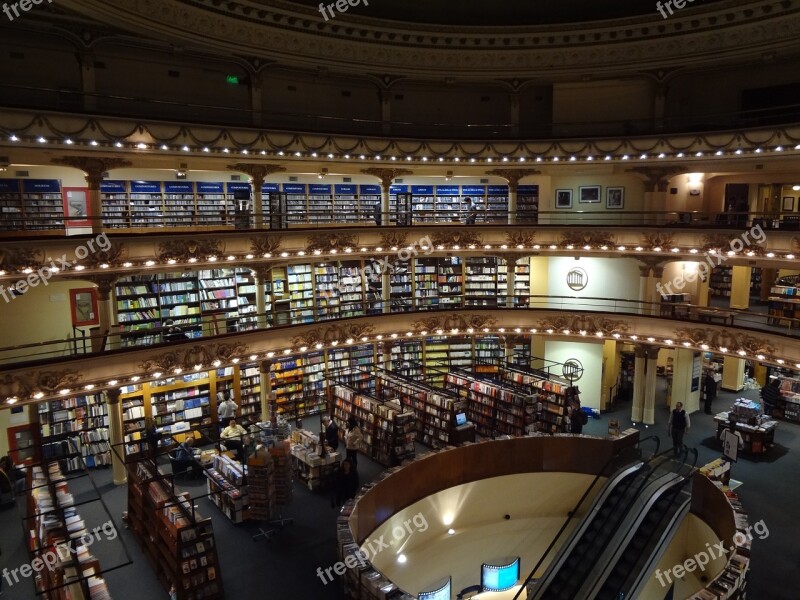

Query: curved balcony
left=1, top=299, right=797, bottom=407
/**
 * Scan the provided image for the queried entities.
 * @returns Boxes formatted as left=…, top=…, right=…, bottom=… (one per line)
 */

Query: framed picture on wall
left=69, top=288, right=99, bottom=327
left=555, top=189, right=573, bottom=209
left=579, top=185, right=601, bottom=203
left=782, top=196, right=795, bottom=211
left=606, top=187, right=624, bottom=209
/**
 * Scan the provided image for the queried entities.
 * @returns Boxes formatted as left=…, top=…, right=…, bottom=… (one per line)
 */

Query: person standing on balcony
left=464, top=197, right=478, bottom=225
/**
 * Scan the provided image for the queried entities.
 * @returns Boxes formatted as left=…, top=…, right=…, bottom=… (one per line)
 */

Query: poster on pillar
left=63, top=187, right=91, bottom=228
left=691, top=353, right=702, bottom=392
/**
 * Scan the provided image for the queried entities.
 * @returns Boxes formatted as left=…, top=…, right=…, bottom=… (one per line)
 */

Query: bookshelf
left=308, top=183, right=333, bottom=223
left=158, top=273, right=202, bottom=338
left=163, top=182, right=195, bottom=227
left=199, top=269, right=238, bottom=324
left=414, top=257, right=439, bottom=309
left=486, top=184, right=510, bottom=222
left=517, top=184, right=540, bottom=223
left=286, top=264, right=314, bottom=324
left=26, top=463, right=115, bottom=600
left=332, top=184, right=358, bottom=223
left=331, top=385, right=416, bottom=466
left=129, top=181, right=163, bottom=227
left=339, top=261, right=365, bottom=317
left=749, top=267, right=762, bottom=297
left=238, top=363, right=262, bottom=418
left=434, top=185, right=461, bottom=222
left=390, top=262, right=413, bottom=311
left=438, top=256, right=464, bottom=307
left=767, top=284, right=800, bottom=327
left=38, top=393, right=111, bottom=472
left=0, top=178, right=24, bottom=230
left=465, top=257, right=500, bottom=307
left=411, top=185, right=436, bottom=223
left=358, top=184, right=381, bottom=223
left=499, top=367, right=571, bottom=434
left=224, top=182, right=248, bottom=224
left=709, top=265, right=733, bottom=298
left=475, top=336, right=504, bottom=374
left=22, top=179, right=65, bottom=230
left=149, top=374, right=213, bottom=438
left=423, top=336, right=472, bottom=383
left=126, top=459, right=223, bottom=600
left=283, top=183, right=307, bottom=225
left=205, top=454, right=248, bottom=523
left=196, top=182, right=227, bottom=225
left=270, top=357, right=304, bottom=417
left=444, top=371, right=532, bottom=437
left=115, top=274, right=161, bottom=346
left=389, top=340, right=423, bottom=378
left=514, top=258, right=531, bottom=305
left=303, top=351, right=327, bottom=415
left=235, top=269, right=259, bottom=330
left=100, top=180, right=129, bottom=228
left=121, top=385, right=147, bottom=460
left=315, top=263, right=340, bottom=320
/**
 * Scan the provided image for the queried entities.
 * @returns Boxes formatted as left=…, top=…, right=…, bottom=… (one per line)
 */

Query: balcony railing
left=1, top=209, right=797, bottom=234
left=0, top=294, right=795, bottom=368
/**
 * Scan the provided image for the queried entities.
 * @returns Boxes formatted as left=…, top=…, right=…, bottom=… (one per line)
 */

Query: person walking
left=668, top=401, right=691, bottom=456
left=760, top=377, right=782, bottom=417
left=464, top=197, right=478, bottom=225
left=345, top=416, right=363, bottom=469
left=217, top=392, right=238, bottom=433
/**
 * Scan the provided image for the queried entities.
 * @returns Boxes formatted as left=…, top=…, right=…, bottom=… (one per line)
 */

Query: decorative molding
left=305, top=233, right=359, bottom=252
left=485, top=169, right=540, bottom=192
left=250, top=235, right=283, bottom=256
left=156, top=239, right=225, bottom=262
left=379, top=231, right=410, bottom=248
left=227, top=163, right=285, bottom=182
left=361, top=168, right=413, bottom=191
left=289, top=324, right=376, bottom=349
left=506, top=230, right=536, bottom=248
left=674, top=328, right=777, bottom=357
left=537, top=315, right=630, bottom=336
left=560, top=231, right=616, bottom=248
left=429, top=230, right=483, bottom=248
left=0, top=369, right=83, bottom=399
left=700, top=234, right=736, bottom=253
left=0, top=246, right=43, bottom=272
left=83, top=274, right=118, bottom=301
left=77, top=242, right=128, bottom=268
left=641, top=232, right=675, bottom=250
left=51, top=156, right=132, bottom=187
left=139, top=342, right=250, bottom=373
left=410, top=314, right=498, bottom=334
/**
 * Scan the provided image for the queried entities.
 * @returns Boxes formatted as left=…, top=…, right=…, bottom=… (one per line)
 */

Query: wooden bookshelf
left=37, top=393, right=111, bottom=472
left=205, top=454, right=248, bottom=523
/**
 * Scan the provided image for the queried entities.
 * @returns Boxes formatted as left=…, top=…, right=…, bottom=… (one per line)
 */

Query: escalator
left=529, top=452, right=686, bottom=600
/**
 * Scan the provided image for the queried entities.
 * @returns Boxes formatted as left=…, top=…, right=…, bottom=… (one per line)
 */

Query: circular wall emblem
left=563, top=359, right=584, bottom=382
left=566, top=267, right=588, bottom=291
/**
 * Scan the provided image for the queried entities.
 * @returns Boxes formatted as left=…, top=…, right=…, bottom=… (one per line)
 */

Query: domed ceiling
left=284, top=0, right=728, bottom=25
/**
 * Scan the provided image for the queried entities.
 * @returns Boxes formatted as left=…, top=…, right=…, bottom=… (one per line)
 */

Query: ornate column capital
left=227, top=163, right=285, bottom=185
left=485, top=168, right=540, bottom=193
left=637, top=257, right=667, bottom=277
left=84, top=275, right=118, bottom=301
left=646, top=346, right=661, bottom=360
left=361, top=168, right=413, bottom=193
left=627, top=166, right=685, bottom=193
left=105, top=388, right=121, bottom=404
left=51, top=156, right=132, bottom=189
left=634, top=345, right=648, bottom=359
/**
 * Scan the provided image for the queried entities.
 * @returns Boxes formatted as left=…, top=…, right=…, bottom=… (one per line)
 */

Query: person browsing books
left=333, top=458, right=360, bottom=507
left=322, top=416, right=339, bottom=451
left=217, top=393, right=238, bottom=432
left=220, top=419, right=248, bottom=462
left=668, top=401, right=691, bottom=456
left=345, top=416, right=363, bottom=469
left=173, top=437, right=200, bottom=478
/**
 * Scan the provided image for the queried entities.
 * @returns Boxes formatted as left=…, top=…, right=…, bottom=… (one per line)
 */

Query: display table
left=292, top=447, right=341, bottom=490
left=714, top=412, right=777, bottom=454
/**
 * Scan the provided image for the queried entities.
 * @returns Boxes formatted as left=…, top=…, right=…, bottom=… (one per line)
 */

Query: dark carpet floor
left=1, top=385, right=798, bottom=600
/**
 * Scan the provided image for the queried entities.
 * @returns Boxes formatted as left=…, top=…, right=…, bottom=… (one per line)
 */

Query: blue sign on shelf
left=226, top=182, right=251, bottom=192
left=334, top=184, right=357, bottom=195
left=196, top=182, right=224, bottom=193
left=130, top=181, right=161, bottom=193
left=389, top=185, right=409, bottom=194
left=359, top=184, right=381, bottom=195
left=435, top=186, right=460, bottom=196
left=262, top=183, right=280, bottom=193
left=0, top=179, right=20, bottom=192
left=22, top=179, right=61, bottom=193
left=488, top=185, right=509, bottom=195
left=411, top=185, right=434, bottom=195
left=282, top=183, right=307, bottom=194
left=164, top=182, right=194, bottom=193
left=518, top=185, right=540, bottom=195
left=461, top=185, right=487, bottom=196
left=100, top=180, right=126, bottom=193
left=309, top=184, right=332, bottom=194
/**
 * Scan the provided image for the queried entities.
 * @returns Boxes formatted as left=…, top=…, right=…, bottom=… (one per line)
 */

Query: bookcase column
left=259, top=359, right=274, bottom=421
left=360, top=168, right=413, bottom=225
left=382, top=270, right=391, bottom=314
left=227, top=163, right=286, bottom=229
left=631, top=345, right=647, bottom=422
left=52, top=156, right=132, bottom=234
left=485, top=169, right=540, bottom=225
left=105, top=388, right=127, bottom=485
left=505, top=256, right=516, bottom=308
left=729, top=265, right=752, bottom=310
left=253, top=267, right=270, bottom=328
left=87, top=275, right=117, bottom=352
left=643, top=346, right=660, bottom=425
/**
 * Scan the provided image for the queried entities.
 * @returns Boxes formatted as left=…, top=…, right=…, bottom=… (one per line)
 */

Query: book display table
left=713, top=412, right=777, bottom=454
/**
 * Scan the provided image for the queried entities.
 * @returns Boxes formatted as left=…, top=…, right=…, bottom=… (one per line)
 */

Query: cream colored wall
left=660, top=261, right=705, bottom=304
left=1, top=165, right=87, bottom=188
left=363, top=472, right=600, bottom=596
left=552, top=80, right=654, bottom=134
left=0, top=404, right=35, bottom=458
left=544, top=341, right=604, bottom=409
left=541, top=174, right=646, bottom=224
left=668, top=172, right=711, bottom=213
left=0, top=280, right=96, bottom=365
left=639, top=513, right=727, bottom=599
left=547, top=257, right=641, bottom=307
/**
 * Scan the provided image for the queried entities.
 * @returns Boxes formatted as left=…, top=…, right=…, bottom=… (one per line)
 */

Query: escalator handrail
left=512, top=445, right=643, bottom=600
left=575, top=471, right=690, bottom=599
left=540, top=445, right=688, bottom=596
